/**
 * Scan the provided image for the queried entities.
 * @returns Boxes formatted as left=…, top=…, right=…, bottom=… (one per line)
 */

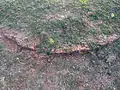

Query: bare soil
left=0, top=28, right=120, bottom=90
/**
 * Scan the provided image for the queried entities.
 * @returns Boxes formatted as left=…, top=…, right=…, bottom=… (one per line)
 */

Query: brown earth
left=0, top=27, right=120, bottom=90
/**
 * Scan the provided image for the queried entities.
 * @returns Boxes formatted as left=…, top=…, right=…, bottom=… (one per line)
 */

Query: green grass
left=0, top=0, right=120, bottom=53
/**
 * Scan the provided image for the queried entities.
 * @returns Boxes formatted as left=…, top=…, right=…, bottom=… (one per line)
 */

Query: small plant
left=36, top=32, right=56, bottom=55
left=89, top=14, right=99, bottom=21
left=49, top=38, right=55, bottom=45
left=73, top=0, right=89, bottom=9
left=111, top=13, right=115, bottom=18
left=79, top=0, right=88, bottom=4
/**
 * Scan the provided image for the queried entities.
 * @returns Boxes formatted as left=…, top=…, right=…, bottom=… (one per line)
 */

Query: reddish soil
left=0, top=28, right=120, bottom=90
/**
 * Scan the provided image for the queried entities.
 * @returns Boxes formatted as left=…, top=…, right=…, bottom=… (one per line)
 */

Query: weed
left=89, top=14, right=99, bottom=21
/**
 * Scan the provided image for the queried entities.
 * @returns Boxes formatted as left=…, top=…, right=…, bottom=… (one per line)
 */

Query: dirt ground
left=0, top=28, right=120, bottom=90
left=0, top=0, right=120, bottom=89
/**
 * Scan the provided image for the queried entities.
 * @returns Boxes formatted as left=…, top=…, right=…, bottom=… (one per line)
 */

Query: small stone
left=16, top=57, right=19, bottom=60
left=111, top=13, right=115, bottom=17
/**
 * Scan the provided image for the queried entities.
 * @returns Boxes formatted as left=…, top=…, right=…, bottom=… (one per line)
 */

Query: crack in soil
left=0, top=27, right=120, bottom=58
left=0, top=28, right=89, bottom=56
left=0, top=28, right=120, bottom=90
